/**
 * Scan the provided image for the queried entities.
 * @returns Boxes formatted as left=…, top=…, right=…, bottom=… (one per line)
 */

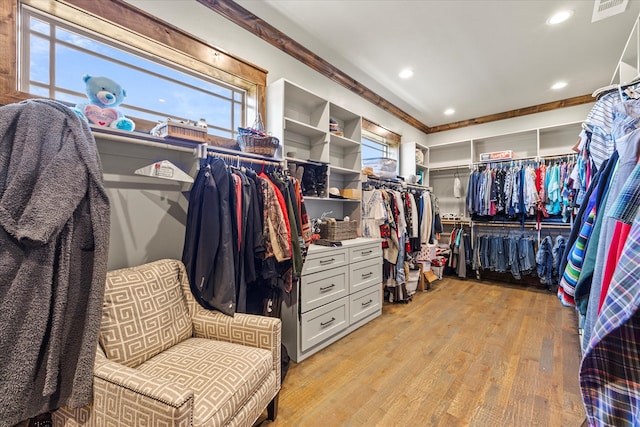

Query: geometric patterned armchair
left=53, top=259, right=281, bottom=427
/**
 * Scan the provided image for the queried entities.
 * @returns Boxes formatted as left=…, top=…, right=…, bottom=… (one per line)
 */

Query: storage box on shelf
left=237, top=133, right=279, bottom=157
left=318, top=219, right=358, bottom=241
left=280, top=238, right=382, bottom=362
left=152, top=118, right=208, bottom=143
left=473, top=130, right=537, bottom=163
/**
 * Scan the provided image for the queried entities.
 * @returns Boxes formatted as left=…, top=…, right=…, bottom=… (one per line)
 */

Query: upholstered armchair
left=53, top=259, right=281, bottom=426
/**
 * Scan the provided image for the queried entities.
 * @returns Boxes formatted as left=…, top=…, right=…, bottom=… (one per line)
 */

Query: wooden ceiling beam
left=427, top=94, right=594, bottom=133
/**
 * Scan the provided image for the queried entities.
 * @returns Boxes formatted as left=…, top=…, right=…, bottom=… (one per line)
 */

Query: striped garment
left=558, top=206, right=597, bottom=306
left=580, top=210, right=640, bottom=427
left=584, top=91, right=619, bottom=170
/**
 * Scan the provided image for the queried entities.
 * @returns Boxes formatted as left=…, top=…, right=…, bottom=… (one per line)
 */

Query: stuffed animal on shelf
left=73, top=74, right=135, bottom=131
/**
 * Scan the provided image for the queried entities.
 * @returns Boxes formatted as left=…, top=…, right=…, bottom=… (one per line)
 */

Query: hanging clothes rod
left=539, top=153, right=578, bottom=162
left=472, top=155, right=538, bottom=166
left=405, top=182, right=432, bottom=191
left=473, top=221, right=570, bottom=228
left=365, top=176, right=432, bottom=191
left=473, top=222, right=531, bottom=227
left=537, top=223, right=572, bottom=228
left=366, top=175, right=402, bottom=183
left=207, top=151, right=282, bottom=167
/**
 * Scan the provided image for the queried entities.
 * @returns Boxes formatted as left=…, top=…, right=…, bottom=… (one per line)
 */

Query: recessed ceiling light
left=551, top=81, right=568, bottom=90
left=547, top=10, right=573, bottom=25
left=444, top=108, right=455, bottom=115
left=399, top=68, right=414, bottom=79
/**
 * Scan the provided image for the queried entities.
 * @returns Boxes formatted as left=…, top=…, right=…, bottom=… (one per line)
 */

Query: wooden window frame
left=0, top=0, right=267, bottom=139
left=362, top=118, right=401, bottom=146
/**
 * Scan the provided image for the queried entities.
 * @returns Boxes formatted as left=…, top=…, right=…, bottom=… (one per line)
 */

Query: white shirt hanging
left=453, top=176, right=462, bottom=198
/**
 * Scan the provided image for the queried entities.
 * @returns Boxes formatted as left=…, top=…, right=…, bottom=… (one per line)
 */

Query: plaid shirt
left=609, top=161, right=640, bottom=225
left=580, top=211, right=640, bottom=426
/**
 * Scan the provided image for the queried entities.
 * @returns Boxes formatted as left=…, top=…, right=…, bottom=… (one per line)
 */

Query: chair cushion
left=137, top=337, right=273, bottom=426
left=99, top=259, right=193, bottom=368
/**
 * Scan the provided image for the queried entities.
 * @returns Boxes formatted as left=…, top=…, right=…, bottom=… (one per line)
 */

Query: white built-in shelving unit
left=400, top=141, right=430, bottom=187
left=267, top=78, right=363, bottom=225
left=267, top=78, right=384, bottom=363
left=401, top=121, right=583, bottom=218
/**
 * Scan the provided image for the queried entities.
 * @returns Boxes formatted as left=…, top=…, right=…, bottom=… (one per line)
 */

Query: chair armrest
left=54, top=349, right=195, bottom=425
left=92, top=349, right=194, bottom=408
left=191, top=309, right=281, bottom=382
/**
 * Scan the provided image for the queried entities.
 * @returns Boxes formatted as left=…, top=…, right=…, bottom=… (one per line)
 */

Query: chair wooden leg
left=267, top=393, right=279, bottom=421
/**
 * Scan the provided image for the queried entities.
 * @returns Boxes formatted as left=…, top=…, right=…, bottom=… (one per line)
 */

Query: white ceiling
left=234, top=0, right=640, bottom=128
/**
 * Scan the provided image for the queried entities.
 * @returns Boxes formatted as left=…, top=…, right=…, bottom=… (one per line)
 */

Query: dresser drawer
left=349, top=243, right=381, bottom=264
left=301, top=297, right=349, bottom=351
left=301, top=266, right=348, bottom=313
left=349, top=259, right=382, bottom=293
left=302, top=248, right=348, bottom=275
left=350, top=286, right=382, bottom=325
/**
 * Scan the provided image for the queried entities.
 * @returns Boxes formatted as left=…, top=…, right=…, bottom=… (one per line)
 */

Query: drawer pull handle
left=319, top=258, right=335, bottom=265
left=361, top=299, right=373, bottom=307
left=320, top=317, right=336, bottom=327
left=320, top=284, right=335, bottom=291
left=361, top=272, right=373, bottom=278
left=361, top=250, right=373, bottom=255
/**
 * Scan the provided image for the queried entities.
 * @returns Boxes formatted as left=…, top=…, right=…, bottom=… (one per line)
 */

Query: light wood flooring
left=258, top=276, right=586, bottom=426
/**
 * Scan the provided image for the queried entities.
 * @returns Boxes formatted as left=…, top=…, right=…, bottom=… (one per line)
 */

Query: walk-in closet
left=2, top=1, right=639, bottom=426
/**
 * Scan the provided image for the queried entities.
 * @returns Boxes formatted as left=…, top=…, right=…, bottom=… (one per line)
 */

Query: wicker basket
left=155, top=120, right=207, bottom=143
left=318, top=220, right=358, bottom=241
left=237, top=134, right=279, bottom=157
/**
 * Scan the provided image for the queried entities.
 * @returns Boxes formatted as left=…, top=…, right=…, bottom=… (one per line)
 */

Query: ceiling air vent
left=592, top=0, right=629, bottom=22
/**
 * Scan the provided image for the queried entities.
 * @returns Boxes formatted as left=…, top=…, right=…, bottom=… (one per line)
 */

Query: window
left=361, top=128, right=399, bottom=177
left=19, top=6, right=246, bottom=139
left=361, top=131, right=398, bottom=161
left=2, top=0, right=267, bottom=140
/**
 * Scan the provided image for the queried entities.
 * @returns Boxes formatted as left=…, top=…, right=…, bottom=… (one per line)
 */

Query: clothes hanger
left=592, top=75, right=640, bottom=99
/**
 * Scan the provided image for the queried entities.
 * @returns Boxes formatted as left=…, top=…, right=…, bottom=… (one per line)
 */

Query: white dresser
left=281, top=238, right=382, bottom=362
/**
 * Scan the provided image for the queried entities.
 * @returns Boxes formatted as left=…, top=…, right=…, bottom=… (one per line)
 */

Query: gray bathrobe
left=0, top=99, right=110, bottom=425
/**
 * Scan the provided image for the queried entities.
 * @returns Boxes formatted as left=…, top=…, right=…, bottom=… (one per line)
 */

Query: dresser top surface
left=307, top=237, right=381, bottom=254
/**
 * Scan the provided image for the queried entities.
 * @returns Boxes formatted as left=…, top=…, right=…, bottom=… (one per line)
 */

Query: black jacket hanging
left=183, top=157, right=236, bottom=316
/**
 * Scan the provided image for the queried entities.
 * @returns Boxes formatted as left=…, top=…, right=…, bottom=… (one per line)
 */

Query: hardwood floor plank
left=257, top=277, right=585, bottom=426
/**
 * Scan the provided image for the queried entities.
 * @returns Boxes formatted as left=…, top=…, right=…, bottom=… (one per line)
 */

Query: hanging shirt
left=453, top=175, right=462, bottom=198
left=258, top=175, right=291, bottom=262
left=420, top=191, right=432, bottom=244
left=362, top=189, right=387, bottom=239
left=393, top=190, right=407, bottom=236
left=580, top=209, right=640, bottom=427
left=583, top=91, right=619, bottom=169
